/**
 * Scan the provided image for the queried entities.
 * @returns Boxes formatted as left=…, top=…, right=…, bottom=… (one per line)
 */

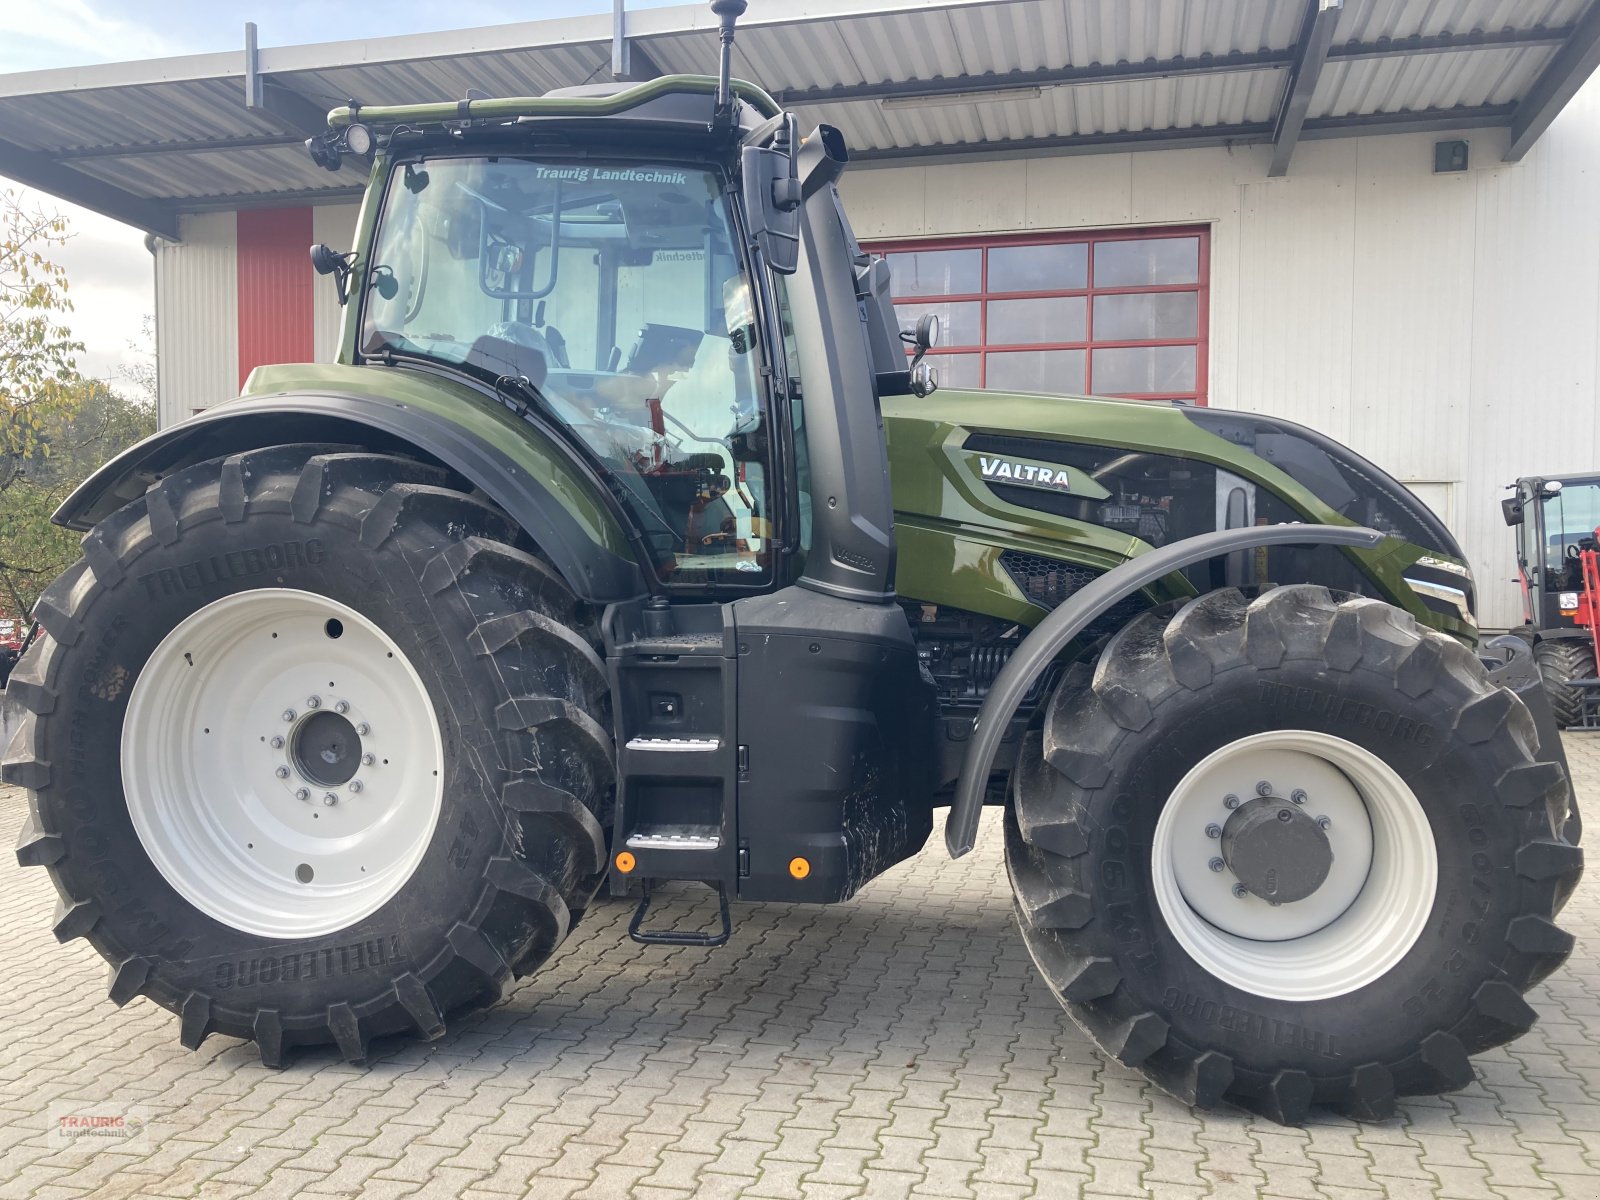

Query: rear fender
left=55, top=392, right=646, bottom=605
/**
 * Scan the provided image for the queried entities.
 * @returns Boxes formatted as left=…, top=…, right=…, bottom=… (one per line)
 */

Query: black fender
left=946, top=523, right=1388, bottom=857
left=54, top=392, right=646, bottom=605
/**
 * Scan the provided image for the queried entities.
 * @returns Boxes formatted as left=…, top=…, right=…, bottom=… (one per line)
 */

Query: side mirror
left=1502, top=496, right=1525, bottom=527
left=309, top=243, right=354, bottom=306
left=742, top=113, right=801, bottom=275
left=901, top=311, right=940, bottom=374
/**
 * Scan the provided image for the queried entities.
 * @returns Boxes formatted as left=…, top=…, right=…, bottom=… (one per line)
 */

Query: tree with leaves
left=0, top=190, right=155, bottom=617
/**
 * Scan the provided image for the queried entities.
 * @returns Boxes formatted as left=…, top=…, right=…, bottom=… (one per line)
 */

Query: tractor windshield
left=361, top=155, right=773, bottom=586
left=1540, top=481, right=1600, bottom=577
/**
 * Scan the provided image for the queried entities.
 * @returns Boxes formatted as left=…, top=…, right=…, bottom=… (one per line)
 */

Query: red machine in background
left=0, top=612, right=24, bottom=690
left=1577, top=533, right=1600, bottom=663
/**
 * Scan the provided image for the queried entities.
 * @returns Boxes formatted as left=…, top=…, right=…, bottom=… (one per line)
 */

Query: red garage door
left=866, top=226, right=1210, bottom=404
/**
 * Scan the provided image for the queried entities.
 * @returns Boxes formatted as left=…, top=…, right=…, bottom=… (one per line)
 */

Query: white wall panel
left=312, top=204, right=362, bottom=363
left=1345, top=134, right=1476, bottom=485
left=154, top=211, right=236, bottom=428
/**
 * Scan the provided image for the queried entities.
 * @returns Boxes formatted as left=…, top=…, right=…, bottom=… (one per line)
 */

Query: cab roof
left=328, top=75, right=780, bottom=137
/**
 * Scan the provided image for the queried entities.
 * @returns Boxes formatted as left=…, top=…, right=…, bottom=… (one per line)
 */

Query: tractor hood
left=882, top=388, right=1475, bottom=638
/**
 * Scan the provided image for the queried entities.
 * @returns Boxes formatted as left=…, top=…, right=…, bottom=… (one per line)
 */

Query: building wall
left=154, top=203, right=360, bottom=427
left=840, top=87, right=1600, bottom=630
left=154, top=210, right=237, bottom=429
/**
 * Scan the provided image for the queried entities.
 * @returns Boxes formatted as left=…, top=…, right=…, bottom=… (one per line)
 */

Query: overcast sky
left=0, top=0, right=684, bottom=389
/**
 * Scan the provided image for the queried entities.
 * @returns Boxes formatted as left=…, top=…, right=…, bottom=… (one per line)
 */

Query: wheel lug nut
left=349, top=780, right=363, bottom=794
left=323, top=793, right=338, bottom=807
left=1223, top=794, right=1240, bottom=809
left=1317, top=816, right=1331, bottom=830
left=1205, top=823, right=1222, bottom=839
left=362, top=753, right=376, bottom=766
left=356, top=723, right=370, bottom=736
left=306, top=695, right=321, bottom=710
left=1291, top=789, right=1308, bottom=805
left=295, top=787, right=310, bottom=802
left=275, top=766, right=290, bottom=779
left=270, top=735, right=285, bottom=749
left=1208, top=857, right=1225, bottom=873
left=335, top=700, right=350, bottom=714
left=1232, top=883, right=1249, bottom=899
left=1255, top=780, right=1273, bottom=797
left=282, top=709, right=296, bottom=723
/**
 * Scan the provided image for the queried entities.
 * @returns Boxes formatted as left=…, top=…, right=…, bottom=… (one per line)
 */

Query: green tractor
left=6, top=2, right=1581, bottom=1125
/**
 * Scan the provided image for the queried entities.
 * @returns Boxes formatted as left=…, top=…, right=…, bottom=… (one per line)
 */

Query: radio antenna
left=710, top=0, right=747, bottom=128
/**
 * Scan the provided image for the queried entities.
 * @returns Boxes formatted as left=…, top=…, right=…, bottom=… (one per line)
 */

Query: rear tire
left=6, top=446, right=613, bottom=1065
left=1534, top=638, right=1596, bottom=728
left=1008, top=586, right=1580, bottom=1123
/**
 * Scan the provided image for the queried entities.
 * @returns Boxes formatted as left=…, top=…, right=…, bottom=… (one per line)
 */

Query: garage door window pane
left=987, top=296, right=1087, bottom=345
left=1094, top=237, right=1199, bottom=287
left=927, top=353, right=982, bottom=389
left=988, top=243, right=1087, bottom=292
left=1093, top=292, right=1198, bottom=342
left=886, top=249, right=982, bottom=297
left=896, top=300, right=981, bottom=347
left=1092, top=345, right=1195, bottom=394
left=986, top=349, right=1086, bottom=394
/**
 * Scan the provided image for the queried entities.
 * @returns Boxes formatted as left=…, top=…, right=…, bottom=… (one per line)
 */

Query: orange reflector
left=788, top=856, right=811, bottom=880
left=615, top=851, right=636, bottom=874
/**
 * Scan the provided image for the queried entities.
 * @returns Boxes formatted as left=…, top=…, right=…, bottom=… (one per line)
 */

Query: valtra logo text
left=974, top=455, right=1076, bottom=493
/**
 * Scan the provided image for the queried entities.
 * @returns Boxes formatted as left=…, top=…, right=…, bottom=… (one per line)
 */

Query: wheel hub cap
left=292, top=710, right=363, bottom=787
left=1220, top=796, right=1333, bottom=903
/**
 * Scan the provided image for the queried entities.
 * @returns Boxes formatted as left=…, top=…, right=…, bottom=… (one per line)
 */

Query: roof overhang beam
left=0, top=138, right=181, bottom=239
left=849, top=103, right=1516, bottom=165
left=1505, top=0, right=1600, bottom=161
left=56, top=134, right=304, bottom=160
left=1269, top=0, right=1345, bottom=178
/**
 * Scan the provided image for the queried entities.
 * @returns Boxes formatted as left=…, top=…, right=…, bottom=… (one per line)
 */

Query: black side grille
left=1001, top=550, right=1100, bottom=608
left=1000, top=549, right=1151, bottom=638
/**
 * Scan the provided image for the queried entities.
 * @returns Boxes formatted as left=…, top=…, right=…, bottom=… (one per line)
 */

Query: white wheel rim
left=122, top=589, right=443, bottom=939
left=1151, top=730, right=1436, bottom=1002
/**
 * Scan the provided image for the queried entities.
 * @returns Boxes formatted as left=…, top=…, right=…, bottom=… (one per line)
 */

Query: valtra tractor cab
left=7, top=3, right=1582, bottom=1125
left=1506, top=473, right=1600, bottom=726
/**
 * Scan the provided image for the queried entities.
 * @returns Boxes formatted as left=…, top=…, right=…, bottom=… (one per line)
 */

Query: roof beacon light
left=710, top=0, right=747, bottom=129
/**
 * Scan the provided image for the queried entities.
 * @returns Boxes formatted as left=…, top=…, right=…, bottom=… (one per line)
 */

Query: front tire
left=6, top=446, right=613, bottom=1065
left=1008, top=586, right=1581, bottom=1123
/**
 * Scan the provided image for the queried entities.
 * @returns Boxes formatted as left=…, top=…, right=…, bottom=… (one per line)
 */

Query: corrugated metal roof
left=1, top=0, right=1596, bottom=235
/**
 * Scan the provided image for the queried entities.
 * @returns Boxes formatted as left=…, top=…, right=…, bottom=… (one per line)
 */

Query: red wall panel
left=236, top=207, right=315, bottom=388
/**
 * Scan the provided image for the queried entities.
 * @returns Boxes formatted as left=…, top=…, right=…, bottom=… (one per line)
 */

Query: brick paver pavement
left=1, top=735, right=1597, bottom=1199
